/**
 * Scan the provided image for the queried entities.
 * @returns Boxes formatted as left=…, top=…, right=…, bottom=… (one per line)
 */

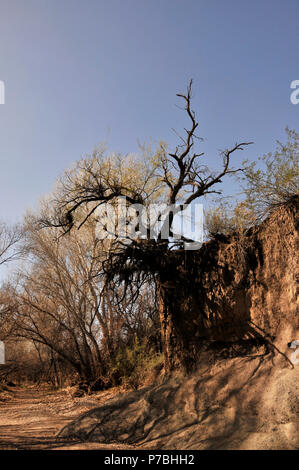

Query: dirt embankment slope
left=58, top=200, right=299, bottom=450
left=58, top=352, right=299, bottom=450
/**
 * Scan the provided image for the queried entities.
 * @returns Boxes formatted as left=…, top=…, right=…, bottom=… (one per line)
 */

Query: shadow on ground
left=58, top=352, right=299, bottom=450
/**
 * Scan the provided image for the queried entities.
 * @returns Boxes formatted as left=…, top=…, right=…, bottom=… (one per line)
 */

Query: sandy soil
left=1, top=352, right=298, bottom=450
left=0, top=386, right=137, bottom=450
left=58, top=354, right=299, bottom=450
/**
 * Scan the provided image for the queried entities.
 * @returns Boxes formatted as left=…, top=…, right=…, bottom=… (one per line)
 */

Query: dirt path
left=0, top=387, right=137, bottom=450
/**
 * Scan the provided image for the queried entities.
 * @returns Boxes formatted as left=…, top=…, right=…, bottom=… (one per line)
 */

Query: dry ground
left=0, top=386, right=137, bottom=450
left=58, top=354, right=299, bottom=450
left=0, top=352, right=298, bottom=450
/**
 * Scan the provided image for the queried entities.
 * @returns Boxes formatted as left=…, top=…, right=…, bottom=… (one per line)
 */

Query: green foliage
left=108, top=334, right=163, bottom=389
left=205, top=127, right=299, bottom=238
left=241, top=127, right=299, bottom=218
left=204, top=200, right=256, bottom=238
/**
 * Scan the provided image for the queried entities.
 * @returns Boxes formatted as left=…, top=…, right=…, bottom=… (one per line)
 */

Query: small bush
left=241, top=127, right=299, bottom=218
left=108, top=335, right=163, bottom=389
left=204, top=201, right=255, bottom=238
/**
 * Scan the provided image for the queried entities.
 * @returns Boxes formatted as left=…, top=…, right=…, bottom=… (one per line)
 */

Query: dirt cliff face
left=244, top=198, right=298, bottom=349
left=158, top=197, right=299, bottom=370
left=199, top=197, right=298, bottom=341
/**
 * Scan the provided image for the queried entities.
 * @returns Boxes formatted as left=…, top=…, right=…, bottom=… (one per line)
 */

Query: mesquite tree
left=41, top=81, right=252, bottom=371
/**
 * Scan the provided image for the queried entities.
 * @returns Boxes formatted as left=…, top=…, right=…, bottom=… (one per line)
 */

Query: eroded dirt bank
left=156, top=197, right=299, bottom=371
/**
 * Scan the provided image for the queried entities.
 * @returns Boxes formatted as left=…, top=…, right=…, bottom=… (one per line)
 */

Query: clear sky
left=0, top=0, right=298, bottom=224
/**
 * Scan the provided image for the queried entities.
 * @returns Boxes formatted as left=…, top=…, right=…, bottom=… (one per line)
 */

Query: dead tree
left=41, top=80, right=252, bottom=372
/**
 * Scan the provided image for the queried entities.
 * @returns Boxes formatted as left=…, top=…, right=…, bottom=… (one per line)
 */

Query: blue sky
left=0, top=0, right=298, bottom=224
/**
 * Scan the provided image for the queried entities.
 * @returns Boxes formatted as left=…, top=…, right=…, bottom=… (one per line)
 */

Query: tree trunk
left=157, top=276, right=200, bottom=373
